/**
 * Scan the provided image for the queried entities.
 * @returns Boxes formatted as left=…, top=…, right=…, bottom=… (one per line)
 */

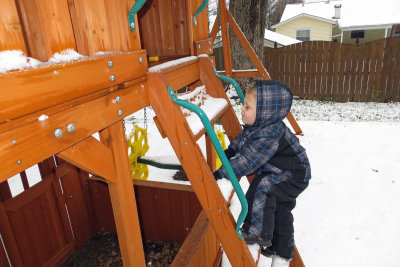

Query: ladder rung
left=193, top=104, right=229, bottom=141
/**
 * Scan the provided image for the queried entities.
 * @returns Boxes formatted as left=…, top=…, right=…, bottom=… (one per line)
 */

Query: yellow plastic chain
left=215, top=129, right=227, bottom=169
left=127, top=125, right=149, bottom=180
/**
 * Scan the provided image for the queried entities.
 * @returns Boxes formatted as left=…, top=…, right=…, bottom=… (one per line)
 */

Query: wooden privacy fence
left=264, top=37, right=400, bottom=102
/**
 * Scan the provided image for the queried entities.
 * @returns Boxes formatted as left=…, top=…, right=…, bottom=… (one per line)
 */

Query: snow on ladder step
left=178, top=85, right=228, bottom=138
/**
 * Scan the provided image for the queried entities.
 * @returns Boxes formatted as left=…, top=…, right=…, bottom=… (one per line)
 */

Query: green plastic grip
left=213, top=67, right=244, bottom=104
left=128, top=0, right=147, bottom=31
left=193, top=0, right=208, bottom=27
left=167, top=86, right=247, bottom=238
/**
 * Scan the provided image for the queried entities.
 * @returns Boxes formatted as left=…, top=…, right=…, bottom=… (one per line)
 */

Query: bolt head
left=12, top=140, right=16, bottom=144
left=17, top=160, right=21, bottom=164
left=130, top=22, right=135, bottom=29
left=118, top=109, right=123, bottom=116
left=108, top=60, right=113, bottom=68
left=67, top=123, right=75, bottom=133
left=54, top=128, right=63, bottom=138
left=116, top=96, right=121, bottom=103
left=110, top=74, right=115, bottom=82
left=139, top=57, right=143, bottom=63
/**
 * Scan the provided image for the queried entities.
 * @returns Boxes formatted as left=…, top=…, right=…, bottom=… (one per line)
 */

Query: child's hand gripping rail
left=167, top=86, right=248, bottom=238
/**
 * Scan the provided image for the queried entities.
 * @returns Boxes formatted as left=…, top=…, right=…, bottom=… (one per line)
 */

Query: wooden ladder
left=148, top=56, right=257, bottom=266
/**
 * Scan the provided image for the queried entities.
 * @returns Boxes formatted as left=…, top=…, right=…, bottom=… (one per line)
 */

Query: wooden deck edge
left=171, top=211, right=220, bottom=267
left=132, top=179, right=194, bottom=192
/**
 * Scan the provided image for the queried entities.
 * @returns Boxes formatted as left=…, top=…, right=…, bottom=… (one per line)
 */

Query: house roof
left=264, top=29, right=301, bottom=46
left=273, top=0, right=400, bottom=31
left=280, top=1, right=340, bottom=23
left=339, top=0, right=400, bottom=30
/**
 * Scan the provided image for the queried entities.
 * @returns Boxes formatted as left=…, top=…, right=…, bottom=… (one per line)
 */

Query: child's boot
left=271, top=255, right=291, bottom=267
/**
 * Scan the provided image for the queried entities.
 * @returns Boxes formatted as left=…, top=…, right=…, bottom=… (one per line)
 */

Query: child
left=213, top=80, right=311, bottom=266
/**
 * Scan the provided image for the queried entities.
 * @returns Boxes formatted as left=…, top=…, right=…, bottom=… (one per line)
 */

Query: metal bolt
left=198, top=45, right=201, bottom=49
left=130, top=22, right=135, bottom=29
left=67, top=123, right=75, bottom=133
left=209, top=41, right=211, bottom=45
left=218, top=209, right=222, bottom=212
left=17, top=160, right=21, bottom=164
left=110, top=74, right=115, bottom=82
left=108, top=60, right=113, bottom=68
left=118, top=109, right=123, bottom=116
left=139, top=57, right=143, bottom=63
left=209, top=48, right=212, bottom=53
left=54, top=128, right=63, bottom=138
left=116, top=96, right=121, bottom=103
left=12, top=140, right=16, bottom=144
left=167, top=46, right=171, bottom=51
left=69, top=195, right=73, bottom=199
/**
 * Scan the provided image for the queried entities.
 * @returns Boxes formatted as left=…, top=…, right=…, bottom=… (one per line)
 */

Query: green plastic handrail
left=193, top=0, right=208, bottom=27
left=213, top=67, right=244, bottom=104
left=128, top=0, right=147, bottom=31
left=167, top=86, right=247, bottom=238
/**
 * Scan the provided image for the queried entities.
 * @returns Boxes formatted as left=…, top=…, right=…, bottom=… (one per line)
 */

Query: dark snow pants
left=242, top=173, right=308, bottom=259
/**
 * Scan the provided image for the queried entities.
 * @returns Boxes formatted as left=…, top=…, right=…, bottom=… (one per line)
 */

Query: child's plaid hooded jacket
left=216, top=80, right=311, bottom=183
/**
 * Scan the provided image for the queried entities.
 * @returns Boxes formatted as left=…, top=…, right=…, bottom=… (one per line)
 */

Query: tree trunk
left=229, top=0, right=268, bottom=91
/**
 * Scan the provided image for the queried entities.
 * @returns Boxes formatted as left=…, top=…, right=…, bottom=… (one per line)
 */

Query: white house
left=272, top=0, right=400, bottom=45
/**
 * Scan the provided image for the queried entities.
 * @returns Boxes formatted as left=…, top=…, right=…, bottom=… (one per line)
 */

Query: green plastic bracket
left=128, top=0, right=147, bottom=31
left=137, top=157, right=182, bottom=170
left=193, top=0, right=208, bottom=27
left=167, top=86, right=247, bottom=238
left=213, top=67, right=244, bottom=104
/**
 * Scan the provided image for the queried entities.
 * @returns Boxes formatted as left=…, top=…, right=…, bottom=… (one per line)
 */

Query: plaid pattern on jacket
left=217, top=80, right=311, bottom=182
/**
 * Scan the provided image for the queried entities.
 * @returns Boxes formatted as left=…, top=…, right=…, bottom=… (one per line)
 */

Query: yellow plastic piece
left=215, top=129, right=227, bottom=169
left=148, top=56, right=159, bottom=62
left=127, top=125, right=149, bottom=180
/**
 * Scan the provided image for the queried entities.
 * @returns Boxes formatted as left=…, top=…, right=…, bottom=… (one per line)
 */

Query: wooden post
left=99, top=121, right=145, bottom=267
left=218, top=0, right=233, bottom=77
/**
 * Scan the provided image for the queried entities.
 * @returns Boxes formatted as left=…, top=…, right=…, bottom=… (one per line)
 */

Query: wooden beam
left=172, top=211, right=220, bottom=267
left=57, top=136, right=116, bottom=183
left=194, top=38, right=213, bottom=56
left=151, top=58, right=200, bottom=90
left=210, top=16, right=220, bottom=45
left=0, top=50, right=147, bottom=123
left=0, top=0, right=26, bottom=52
left=16, top=0, right=76, bottom=61
left=99, top=121, right=146, bottom=267
left=218, top=0, right=233, bottom=77
left=216, top=69, right=261, bottom=78
left=225, top=11, right=271, bottom=80
left=0, top=82, right=149, bottom=182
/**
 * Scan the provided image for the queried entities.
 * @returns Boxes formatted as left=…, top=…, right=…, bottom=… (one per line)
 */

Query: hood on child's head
left=253, top=80, right=293, bottom=126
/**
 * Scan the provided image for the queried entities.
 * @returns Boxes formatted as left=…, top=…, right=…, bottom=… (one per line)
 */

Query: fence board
left=298, top=42, right=306, bottom=99
left=392, top=38, right=400, bottom=101
left=321, top=42, right=330, bottom=99
left=326, top=41, right=336, bottom=100
left=373, top=39, right=386, bottom=102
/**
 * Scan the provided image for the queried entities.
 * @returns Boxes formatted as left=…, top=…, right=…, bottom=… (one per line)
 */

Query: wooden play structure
left=0, top=0, right=304, bottom=266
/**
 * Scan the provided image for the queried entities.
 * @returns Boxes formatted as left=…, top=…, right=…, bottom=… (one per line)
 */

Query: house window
left=350, top=30, right=365, bottom=39
left=395, top=29, right=400, bottom=37
left=296, top=29, right=310, bottom=41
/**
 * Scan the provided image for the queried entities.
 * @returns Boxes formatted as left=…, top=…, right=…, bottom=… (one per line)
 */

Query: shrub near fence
left=264, top=37, right=400, bottom=102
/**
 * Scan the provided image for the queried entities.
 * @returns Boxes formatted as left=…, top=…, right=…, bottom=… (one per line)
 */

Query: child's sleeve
left=219, top=135, right=279, bottom=179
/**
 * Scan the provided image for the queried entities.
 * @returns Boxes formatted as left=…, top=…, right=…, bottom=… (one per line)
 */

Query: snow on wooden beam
left=0, top=50, right=147, bottom=123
